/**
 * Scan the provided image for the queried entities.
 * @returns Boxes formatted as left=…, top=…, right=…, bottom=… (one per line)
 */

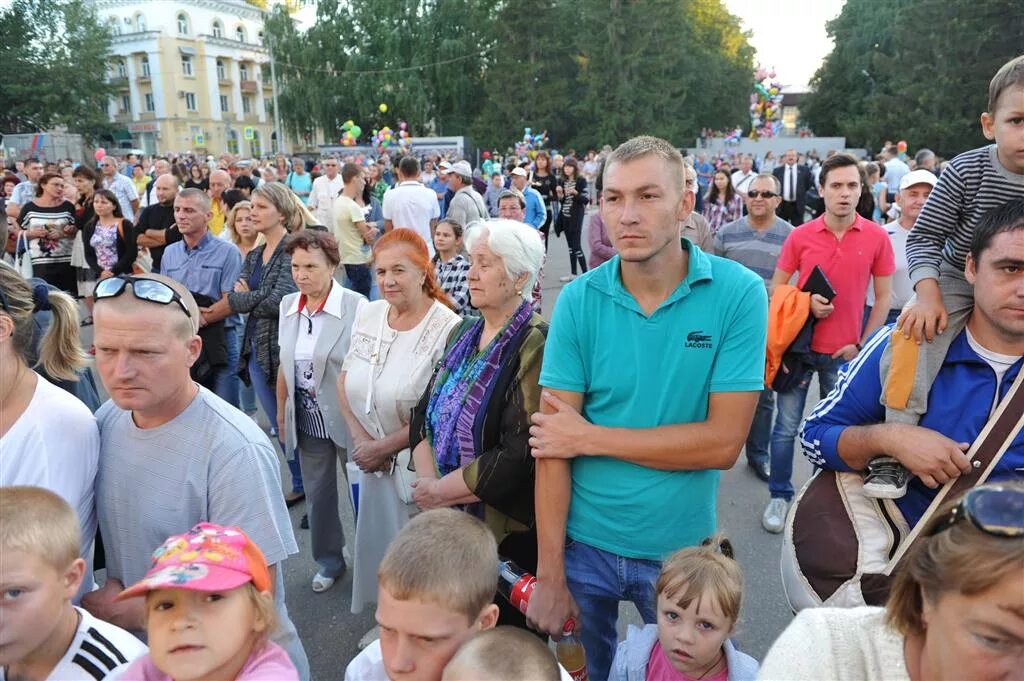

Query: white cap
left=450, top=160, right=472, bottom=178
left=510, top=167, right=528, bottom=178
left=438, top=161, right=453, bottom=174
left=899, top=169, right=937, bottom=191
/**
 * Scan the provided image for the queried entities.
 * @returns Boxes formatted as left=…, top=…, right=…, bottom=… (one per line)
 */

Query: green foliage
left=0, top=0, right=117, bottom=141
left=265, top=0, right=755, bottom=150
left=802, top=0, right=1024, bottom=156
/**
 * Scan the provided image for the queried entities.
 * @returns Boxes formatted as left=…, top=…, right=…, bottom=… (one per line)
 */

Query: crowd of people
left=0, top=54, right=1022, bottom=681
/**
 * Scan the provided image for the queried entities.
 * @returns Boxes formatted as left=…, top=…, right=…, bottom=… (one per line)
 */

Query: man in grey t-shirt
left=80, top=274, right=310, bottom=679
left=713, top=173, right=794, bottom=483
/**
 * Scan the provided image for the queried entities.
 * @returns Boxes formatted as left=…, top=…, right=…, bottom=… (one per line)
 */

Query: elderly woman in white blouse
left=276, top=229, right=365, bottom=595
left=338, top=228, right=460, bottom=615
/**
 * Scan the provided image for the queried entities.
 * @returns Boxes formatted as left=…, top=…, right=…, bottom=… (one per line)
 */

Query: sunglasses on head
left=747, top=190, right=778, bottom=199
left=94, top=276, right=193, bottom=322
left=927, top=485, right=1024, bottom=538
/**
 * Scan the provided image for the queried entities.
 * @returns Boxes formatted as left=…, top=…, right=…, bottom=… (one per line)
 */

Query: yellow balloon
left=379, top=103, right=388, bottom=113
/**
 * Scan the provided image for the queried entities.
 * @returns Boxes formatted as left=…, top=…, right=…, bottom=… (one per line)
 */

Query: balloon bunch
left=724, top=127, right=743, bottom=146
left=371, top=122, right=411, bottom=153
left=749, top=66, right=784, bottom=139
left=340, top=119, right=363, bottom=146
left=481, top=152, right=502, bottom=177
left=513, top=127, right=548, bottom=160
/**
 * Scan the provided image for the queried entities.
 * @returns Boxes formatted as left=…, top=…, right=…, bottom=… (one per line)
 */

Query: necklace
left=695, top=650, right=725, bottom=680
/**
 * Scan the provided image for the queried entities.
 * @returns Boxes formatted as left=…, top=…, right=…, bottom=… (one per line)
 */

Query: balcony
left=240, top=80, right=258, bottom=92
left=110, top=76, right=130, bottom=90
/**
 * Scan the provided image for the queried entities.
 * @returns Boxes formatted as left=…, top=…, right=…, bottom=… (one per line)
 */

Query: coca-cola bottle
left=497, top=559, right=589, bottom=679
left=555, top=627, right=589, bottom=681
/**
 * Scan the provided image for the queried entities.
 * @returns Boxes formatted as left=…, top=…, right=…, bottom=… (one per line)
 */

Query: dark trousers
left=778, top=200, right=804, bottom=226
left=562, top=213, right=587, bottom=275
left=344, top=263, right=372, bottom=298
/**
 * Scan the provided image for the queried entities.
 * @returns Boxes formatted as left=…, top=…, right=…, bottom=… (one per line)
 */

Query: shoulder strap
left=884, top=365, right=1024, bottom=573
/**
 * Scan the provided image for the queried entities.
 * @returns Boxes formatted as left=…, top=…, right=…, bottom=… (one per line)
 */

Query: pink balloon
left=94, top=148, right=106, bottom=161
left=399, top=121, right=408, bottom=130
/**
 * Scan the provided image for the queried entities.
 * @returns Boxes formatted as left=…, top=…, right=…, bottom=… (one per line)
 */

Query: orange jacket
left=766, top=284, right=812, bottom=385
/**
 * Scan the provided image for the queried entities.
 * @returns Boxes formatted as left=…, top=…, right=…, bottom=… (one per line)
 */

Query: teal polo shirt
left=540, top=240, right=768, bottom=560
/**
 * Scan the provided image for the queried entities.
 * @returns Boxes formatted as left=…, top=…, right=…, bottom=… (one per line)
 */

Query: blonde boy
left=344, top=509, right=500, bottom=681
left=441, top=627, right=561, bottom=681
left=0, top=487, right=146, bottom=681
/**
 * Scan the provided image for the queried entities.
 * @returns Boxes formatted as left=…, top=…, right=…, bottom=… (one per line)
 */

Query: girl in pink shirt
left=116, top=523, right=298, bottom=681
left=609, top=536, right=758, bottom=681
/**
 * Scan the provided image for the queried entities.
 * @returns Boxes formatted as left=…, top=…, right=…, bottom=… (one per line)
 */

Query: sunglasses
left=94, top=276, right=193, bottom=322
left=927, top=486, right=1024, bottom=538
left=747, top=191, right=779, bottom=199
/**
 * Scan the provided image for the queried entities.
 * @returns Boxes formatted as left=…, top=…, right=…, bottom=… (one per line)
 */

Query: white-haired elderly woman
left=409, top=218, right=547, bottom=632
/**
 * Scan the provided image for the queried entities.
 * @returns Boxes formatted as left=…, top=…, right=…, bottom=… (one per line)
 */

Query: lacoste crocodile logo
left=685, top=331, right=713, bottom=348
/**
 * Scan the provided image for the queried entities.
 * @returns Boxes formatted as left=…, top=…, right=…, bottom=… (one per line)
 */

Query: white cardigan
left=758, top=607, right=910, bottom=681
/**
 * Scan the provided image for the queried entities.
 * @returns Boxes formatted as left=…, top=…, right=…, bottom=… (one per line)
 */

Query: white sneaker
left=558, top=274, right=576, bottom=283
left=311, top=572, right=335, bottom=593
left=762, top=498, right=788, bottom=534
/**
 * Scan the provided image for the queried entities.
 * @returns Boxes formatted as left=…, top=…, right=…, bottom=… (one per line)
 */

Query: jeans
left=769, top=352, right=844, bottom=500
left=248, top=350, right=304, bottom=494
left=239, top=382, right=258, bottom=414
left=565, top=539, right=660, bottom=681
left=344, top=264, right=371, bottom=298
left=862, top=305, right=901, bottom=335
left=212, top=325, right=241, bottom=408
left=745, top=388, right=774, bottom=466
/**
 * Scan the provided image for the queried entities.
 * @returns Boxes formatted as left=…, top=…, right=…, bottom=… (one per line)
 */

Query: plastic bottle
left=555, top=627, right=589, bottom=681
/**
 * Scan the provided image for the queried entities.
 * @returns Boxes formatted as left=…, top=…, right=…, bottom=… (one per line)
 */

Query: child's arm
left=901, top=165, right=966, bottom=342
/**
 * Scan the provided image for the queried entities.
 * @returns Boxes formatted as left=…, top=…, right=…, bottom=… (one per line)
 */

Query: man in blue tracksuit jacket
left=800, top=199, right=1024, bottom=528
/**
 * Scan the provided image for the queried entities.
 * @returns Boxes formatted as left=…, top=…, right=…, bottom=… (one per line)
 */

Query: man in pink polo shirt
left=761, top=153, right=895, bottom=533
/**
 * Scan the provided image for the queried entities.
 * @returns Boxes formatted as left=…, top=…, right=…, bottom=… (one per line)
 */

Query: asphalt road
left=81, top=212, right=817, bottom=679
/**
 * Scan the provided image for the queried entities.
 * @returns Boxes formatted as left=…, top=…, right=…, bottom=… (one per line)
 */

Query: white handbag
left=15, top=232, right=33, bottom=279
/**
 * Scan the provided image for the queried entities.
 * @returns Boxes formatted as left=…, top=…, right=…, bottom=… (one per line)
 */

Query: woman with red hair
left=337, top=228, right=460, bottom=615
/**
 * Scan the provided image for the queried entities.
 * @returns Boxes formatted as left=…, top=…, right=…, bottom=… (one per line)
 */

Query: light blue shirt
left=160, top=231, right=243, bottom=327
left=539, top=241, right=768, bottom=559
left=523, top=186, right=546, bottom=229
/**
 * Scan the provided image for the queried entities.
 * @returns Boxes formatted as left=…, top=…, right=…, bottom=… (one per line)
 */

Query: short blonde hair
left=886, top=481, right=1024, bottom=636
left=378, top=509, right=497, bottom=622
left=443, top=627, right=560, bottom=681
left=656, top=534, right=743, bottom=625
left=605, top=136, right=685, bottom=196
left=0, top=486, right=80, bottom=571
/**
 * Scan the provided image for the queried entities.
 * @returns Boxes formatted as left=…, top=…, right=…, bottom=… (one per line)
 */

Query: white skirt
left=350, top=468, right=416, bottom=614
left=70, top=231, right=88, bottom=268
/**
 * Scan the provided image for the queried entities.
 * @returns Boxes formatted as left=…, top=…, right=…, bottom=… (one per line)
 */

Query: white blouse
left=343, top=299, right=459, bottom=439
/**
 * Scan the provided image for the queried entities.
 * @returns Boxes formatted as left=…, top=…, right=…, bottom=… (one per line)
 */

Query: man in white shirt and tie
left=773, top=149, right=811, bottom=226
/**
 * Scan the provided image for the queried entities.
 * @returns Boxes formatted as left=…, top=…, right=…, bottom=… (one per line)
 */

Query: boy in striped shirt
left=0, top=487, right=146, bottom=681
left=868, top=55, right=1024, bottom=498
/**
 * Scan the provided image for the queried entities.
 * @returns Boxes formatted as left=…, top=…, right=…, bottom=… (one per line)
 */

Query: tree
left=0, top=0, right=116, bottom=139
left=802, top=0, right=1023, bottom=156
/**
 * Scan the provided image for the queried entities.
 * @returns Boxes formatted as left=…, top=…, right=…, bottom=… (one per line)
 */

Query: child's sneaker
left=863, top=456, right=910, bottom=499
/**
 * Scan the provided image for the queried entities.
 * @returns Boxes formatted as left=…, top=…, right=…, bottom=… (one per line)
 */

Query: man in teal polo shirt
left=526, top=136, right=768, bottom=680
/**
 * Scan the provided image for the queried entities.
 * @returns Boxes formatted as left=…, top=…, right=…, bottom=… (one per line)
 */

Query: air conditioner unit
left=178, top=91, right=186, bottom=98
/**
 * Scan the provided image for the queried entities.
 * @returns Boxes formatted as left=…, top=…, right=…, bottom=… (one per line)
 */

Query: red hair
left=373, top=229, right=455, bottom=311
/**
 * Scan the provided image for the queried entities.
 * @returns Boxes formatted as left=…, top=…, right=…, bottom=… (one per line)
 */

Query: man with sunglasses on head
left=800, top=198, right=1024, bottom=530
left=714, top=173, right=794, bottom=484
left=81, top=274, right=310, bottom=679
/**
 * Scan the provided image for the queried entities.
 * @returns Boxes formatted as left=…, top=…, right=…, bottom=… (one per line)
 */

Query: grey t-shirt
left=713, top=216, right=794, bottom=285
left=95, top=386, right=308, bottom=678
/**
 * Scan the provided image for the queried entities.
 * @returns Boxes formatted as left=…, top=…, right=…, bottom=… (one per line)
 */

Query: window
left=242, top=95, right=252, bottom=115
left=220, top=95, right=229, bottom=113
left=135, top=14, right=146, bottom=31
left=108, top=17, right=121, bottom=36
left=181, top=55, right=193, bottom=76
left=212, top=20, right=223, bottom=38
left=227, top=130, right=239, bottom=155
left=140, top=55, right=150, bottom=77
left=190, top=125, right=202, bottom=146
left=265, top=98, right=273, bottom=115
left=239, top=64, right=249, bottom=81
left=249, top=130, right=261, bottom=157
left=177, top=13, right=188, bottom=35
left=120, top=95, right=131, bottom=113
left=145, top=93, right=155, bottom=112
left=235, top=26, right=246, bottom=43
left=257, top=31, right=264, bottom=45
left=216, top=60, right=226, bottom=81
left=185, top=92, right=197, bottom=111
left=116, top=60, right=127, bottom=78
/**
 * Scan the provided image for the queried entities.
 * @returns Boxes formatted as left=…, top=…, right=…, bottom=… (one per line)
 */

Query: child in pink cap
left=116, top=522, right=298, bottom=681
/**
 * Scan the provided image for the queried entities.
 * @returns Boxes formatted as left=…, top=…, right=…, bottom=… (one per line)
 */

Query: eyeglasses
left=927, top=486, right=1024, bottom=538
left=94, top=276, right=193, bottom=322
left=747, top=191, right=779, bottom=199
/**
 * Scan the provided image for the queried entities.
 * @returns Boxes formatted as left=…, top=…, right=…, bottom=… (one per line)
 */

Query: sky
left=724, top=0, right=847, bottom=91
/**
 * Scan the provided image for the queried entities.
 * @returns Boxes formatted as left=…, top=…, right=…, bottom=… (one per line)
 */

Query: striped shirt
left=0, top=607, right=148, bottom=680
left=713, top=216, right=794, bottom=286
left=907, top=145, right=1024, bottom=284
